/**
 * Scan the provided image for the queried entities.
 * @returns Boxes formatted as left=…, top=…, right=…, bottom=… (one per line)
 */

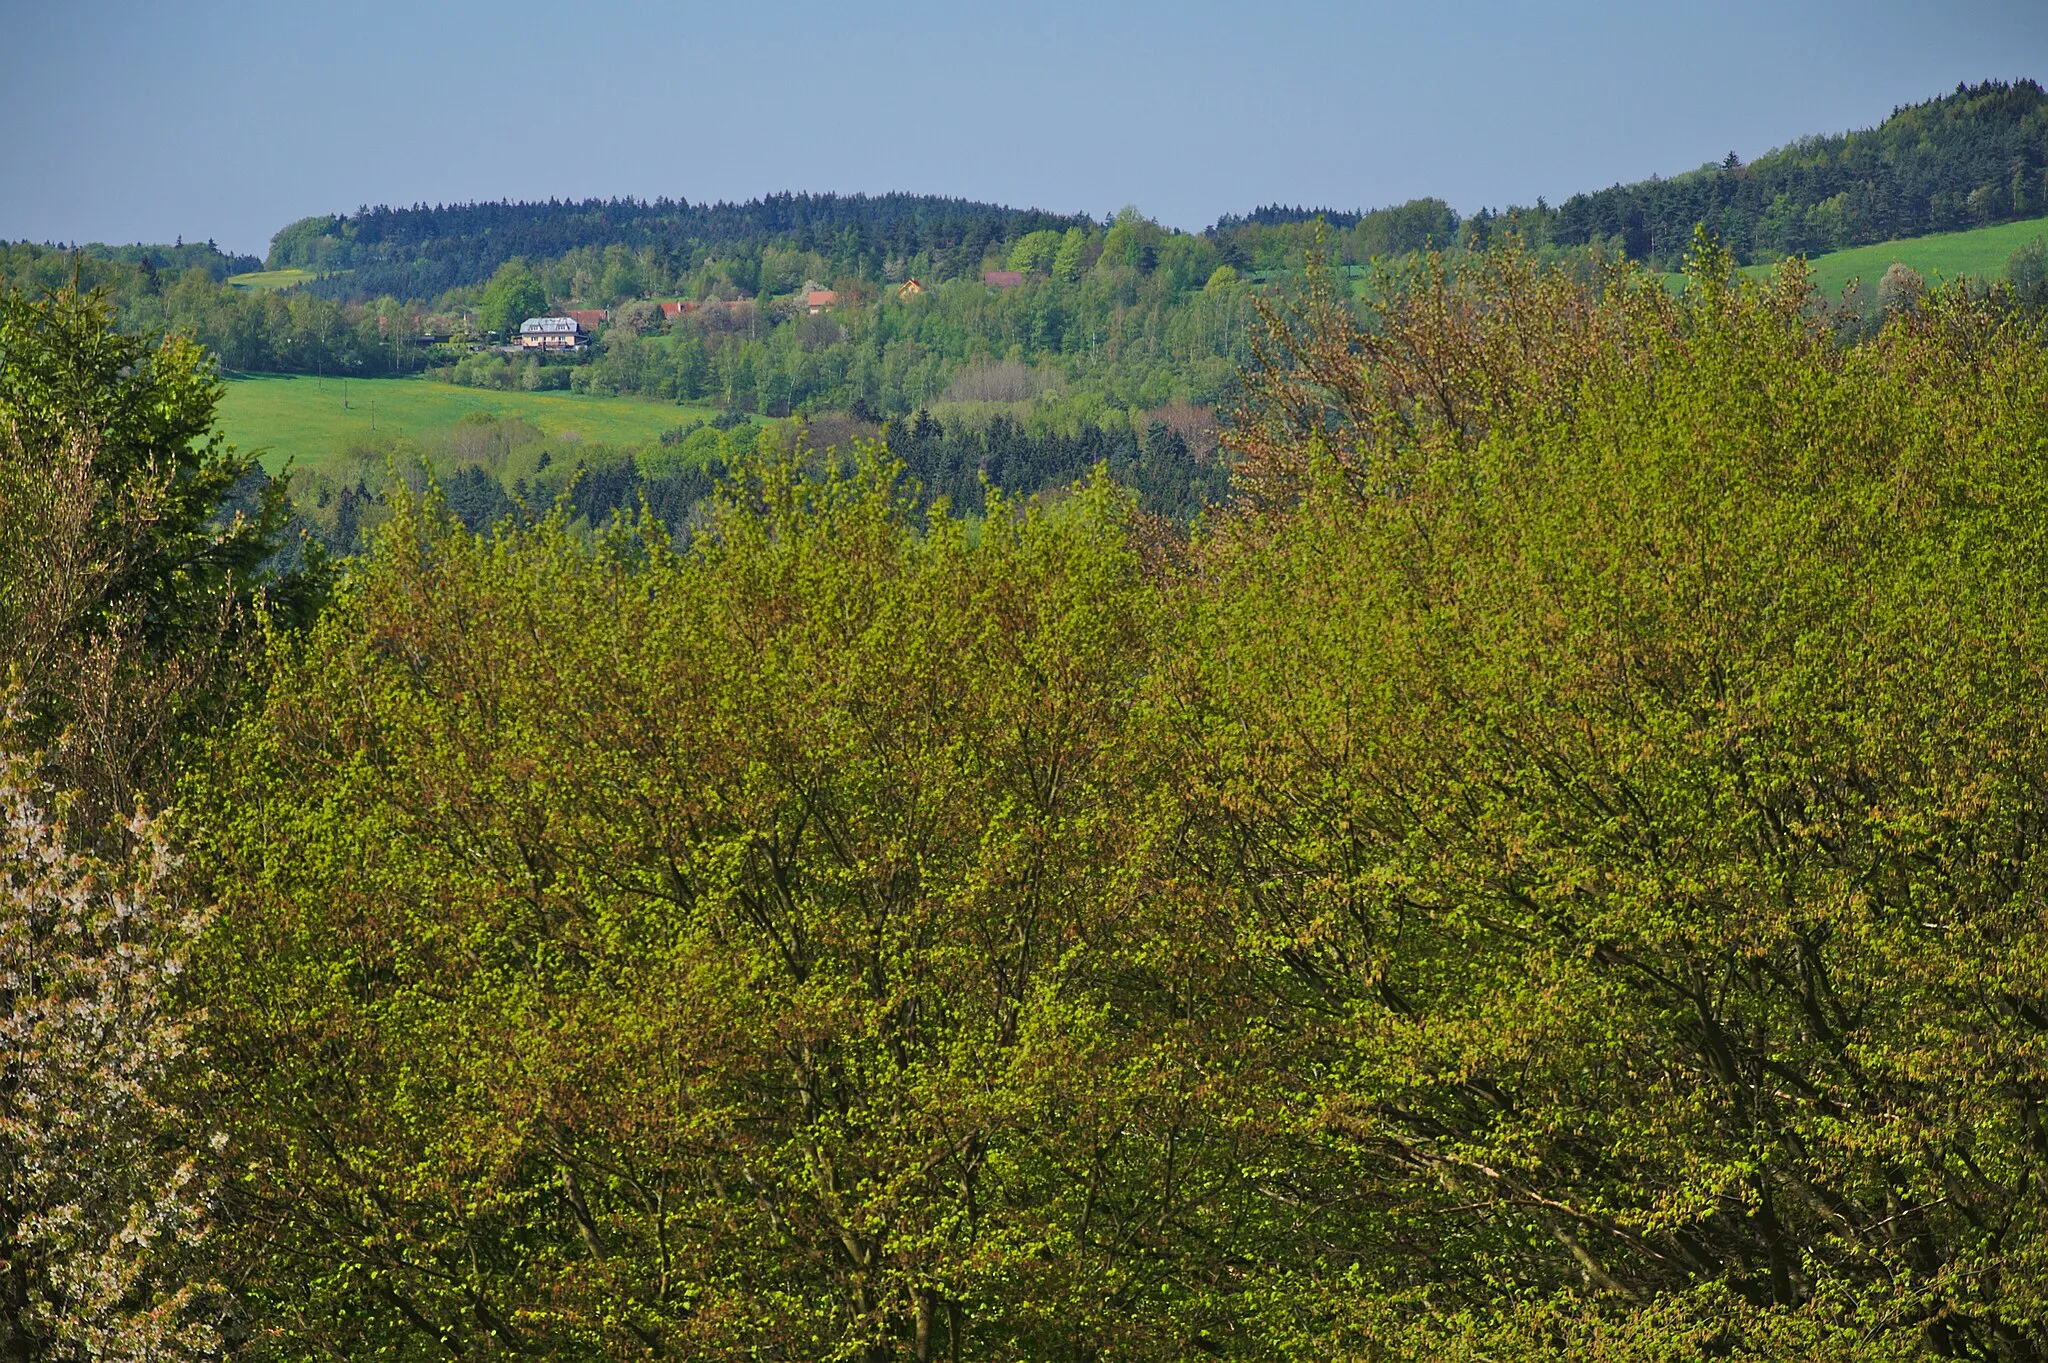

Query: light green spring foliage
left=632, top=422, right=740, bottom=481
left=477, top=261, right=546, bottom=337
left=1181, top=249, right=2048, bottom=1356
left=190, top=249, right=2048, bottom=1360
left=192, top=451, right=1254, bottom=1360
left=1007, top=230, right=1065, bottom=276
left=1050, top=226, right=1091, bottom=284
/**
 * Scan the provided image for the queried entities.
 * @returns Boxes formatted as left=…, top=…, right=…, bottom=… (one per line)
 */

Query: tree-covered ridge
left=75, top=239, right=263, bottom=281
left=249, top=77, right=2048, bottom=302
left=1554, top=79, right=2048, bottom=266
left=268, top=192, right=1099, bottom=299
left=13, top=77, right=2042, bottom=432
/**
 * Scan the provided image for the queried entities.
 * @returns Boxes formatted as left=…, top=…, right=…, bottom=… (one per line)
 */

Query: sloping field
left=1745, top=215, right=2048, bottom=296
left=217, top=375, right=712, bottom=475
left=225, top=267, right=319, bottom=292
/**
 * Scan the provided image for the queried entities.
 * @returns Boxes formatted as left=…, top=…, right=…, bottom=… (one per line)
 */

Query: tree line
left=269, top=192, right=1099, bottom=301
left=288, top=401, right=1224, bottom=562
left=263, top=78, right=2048, bottom=296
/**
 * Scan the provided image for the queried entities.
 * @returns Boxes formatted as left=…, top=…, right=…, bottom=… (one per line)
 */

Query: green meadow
left=1746, top=214, right=2048, bottom=296
left=1661, top=215, right=2048, bottom=297
left=224, top=267, right=319, bottom=292
left=217, top=375, right=714, bottom=475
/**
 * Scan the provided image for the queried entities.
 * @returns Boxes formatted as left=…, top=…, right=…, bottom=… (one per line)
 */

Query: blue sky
left=3, top=0, right=2045, bottom=257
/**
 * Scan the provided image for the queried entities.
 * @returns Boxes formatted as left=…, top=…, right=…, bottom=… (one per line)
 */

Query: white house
left=517, top=316, right=584, bottom=350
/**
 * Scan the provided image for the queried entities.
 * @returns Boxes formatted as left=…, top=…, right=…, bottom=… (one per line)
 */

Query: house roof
left=565, top=308, right=609, bottom=329
left=659, top=301, right=692, bottom=318
left=520, top=316, right=580, bottom=334
left=806, top=289, right=838, bottom=308
left=983, top=270, right=1025, bottom=288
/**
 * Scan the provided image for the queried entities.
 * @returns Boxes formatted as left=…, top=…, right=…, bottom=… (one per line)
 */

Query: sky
left=4, top=0, right=2046, bottom=259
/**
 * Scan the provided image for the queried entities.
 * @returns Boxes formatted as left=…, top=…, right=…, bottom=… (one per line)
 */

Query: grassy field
left=1741, top=215, right=2048, bottom=296
left=1656, top=216, right=2048, bottom=297
left=225, top=267, right=320, bottom=292
left=218, top=375, right=713, bottom=476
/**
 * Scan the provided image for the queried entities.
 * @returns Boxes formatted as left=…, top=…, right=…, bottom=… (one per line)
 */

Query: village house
left=517, top=316, right=584, bottom=349
left=658, top=300, right=692, bottom=321
left=897, top=278, right=924, bottom=300
left=806, top=288, right=838, bottom=314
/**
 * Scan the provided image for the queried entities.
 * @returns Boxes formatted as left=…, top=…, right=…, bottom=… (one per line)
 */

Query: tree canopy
left=476, top=261, right=546, bottom=337
left=172, top=245, right=2048, bottom=1360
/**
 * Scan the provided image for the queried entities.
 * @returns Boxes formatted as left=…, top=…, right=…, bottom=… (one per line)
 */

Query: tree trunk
left=914, top=1288, right=933, bottom=1363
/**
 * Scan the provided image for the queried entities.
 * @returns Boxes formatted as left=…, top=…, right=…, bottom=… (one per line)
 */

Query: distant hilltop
left=263, top=193, right=1098, bottom=303
left=233, top=78, right=2048, bottom=304
left=1546, top=79, right=2048, bottom=265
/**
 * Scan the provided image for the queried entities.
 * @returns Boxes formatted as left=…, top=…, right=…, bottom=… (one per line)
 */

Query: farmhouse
left=806, top=288, right=838, bottom=314
left=517, top=316, right=584, bottom=349
left=659, top=300, right=692, bottom=321
left=897, top=278, right=924, bottom=299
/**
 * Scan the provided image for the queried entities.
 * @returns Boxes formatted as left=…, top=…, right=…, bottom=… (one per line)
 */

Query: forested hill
left=252, top=79, right=2048, bottom=305
left=1552, top=79, right=2048, bottom=268
left=33, top=239, right=263, bottom=282
left=269, top=193, right=1097, bottom=300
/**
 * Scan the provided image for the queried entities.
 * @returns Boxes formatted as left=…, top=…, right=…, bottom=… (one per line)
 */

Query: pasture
left=1744, top=214, right=2048, bottom=296
left=217, top=375, right=714, bottom=476
left=225, top=267, right=320, bottom=292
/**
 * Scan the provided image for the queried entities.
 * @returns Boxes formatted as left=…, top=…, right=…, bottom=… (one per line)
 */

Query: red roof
left=806, top=289, right=838, bottom=310
left=565, top=308, right=609, bottom=330
left=983, top=270, right=1025, bottom=288
left=659, top=301, right=691, bottom=318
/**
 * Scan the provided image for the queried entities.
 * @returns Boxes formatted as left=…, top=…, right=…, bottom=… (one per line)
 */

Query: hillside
left=1743, top=213, right=2048, bottom=296
left=226, top=267, right=319, bottom=292
left=240, top=79, right=2048, bottom=305
left=216, top=374, right=714, bottom=476
left=1554, top=79, right=2048, bottom=268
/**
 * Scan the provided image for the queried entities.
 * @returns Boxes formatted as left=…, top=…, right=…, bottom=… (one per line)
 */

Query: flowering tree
left=0, top=751, right=217, bottom=1362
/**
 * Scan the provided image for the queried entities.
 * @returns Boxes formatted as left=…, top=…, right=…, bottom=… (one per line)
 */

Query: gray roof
left=519, top=316, right=580, bottom=334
